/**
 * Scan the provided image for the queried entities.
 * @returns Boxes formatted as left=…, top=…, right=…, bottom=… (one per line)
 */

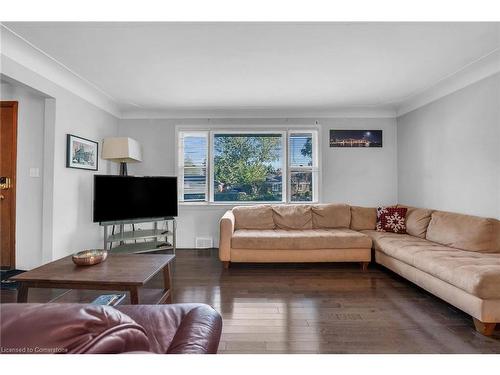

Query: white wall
left=118, top=117, right=398, bottom=247
left=397, top=73, right=500, bottom=219
left=50, top=90, right=118, bottom=261
left=1, top=81, right=46, bottom=269
left=320, top=118, right=398, bottom=206
left=2, top=56, right=119, bottom=268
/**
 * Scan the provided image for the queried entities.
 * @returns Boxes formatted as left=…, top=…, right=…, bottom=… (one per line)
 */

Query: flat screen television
left=93, top=175, right=178, bottom=223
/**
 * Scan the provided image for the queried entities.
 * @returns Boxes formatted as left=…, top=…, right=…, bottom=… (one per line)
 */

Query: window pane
left=182, top=134, right=207, bottom=201
left=289, top=133, right=313, bottom=167
left=213, top=134, right=283, bottom=202
left=290, top=171, right=313, bottom=202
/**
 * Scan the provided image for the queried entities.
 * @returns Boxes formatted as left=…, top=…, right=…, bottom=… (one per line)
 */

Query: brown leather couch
left=0, top=303, right=222, bottom=354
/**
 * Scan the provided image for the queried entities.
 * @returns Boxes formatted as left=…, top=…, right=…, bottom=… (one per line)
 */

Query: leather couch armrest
left=219, top=210, right=235, bottom=262
left=0, top=303, right=150, bottom=354
left=167, top=305, right=222, bottom=354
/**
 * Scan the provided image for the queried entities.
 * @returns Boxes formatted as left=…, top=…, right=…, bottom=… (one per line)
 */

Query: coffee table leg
left=17, top=283, right=29, bottom=303
left=129, top=287, right=139, bottom=304
left=163, top=263, right=172, bottom=304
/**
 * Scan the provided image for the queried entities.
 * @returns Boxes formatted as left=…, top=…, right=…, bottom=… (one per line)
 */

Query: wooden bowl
left=72, top=249, right=108, bottom=266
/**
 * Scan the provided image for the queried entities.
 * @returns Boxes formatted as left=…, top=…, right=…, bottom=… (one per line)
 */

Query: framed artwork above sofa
left=329, top=130, right=383, bottom=148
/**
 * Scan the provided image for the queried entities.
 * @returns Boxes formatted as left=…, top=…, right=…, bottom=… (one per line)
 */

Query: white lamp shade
left=102, top=137, right=142, bottom=163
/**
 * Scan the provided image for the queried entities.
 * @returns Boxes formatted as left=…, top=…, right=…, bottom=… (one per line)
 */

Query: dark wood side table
left=10, top=254, right=175, bottom=305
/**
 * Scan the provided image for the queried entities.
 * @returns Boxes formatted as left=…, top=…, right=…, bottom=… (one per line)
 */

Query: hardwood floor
left=2, top=249, right=500, bottom=353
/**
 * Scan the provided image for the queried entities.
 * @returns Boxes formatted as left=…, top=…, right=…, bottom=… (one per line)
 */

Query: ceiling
left=3, top=22, right=500, bottom=115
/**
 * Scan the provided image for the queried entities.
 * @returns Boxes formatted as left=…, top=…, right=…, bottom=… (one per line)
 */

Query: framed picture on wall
left=66, top=134, right=99, bottom=170
left=329, top=130, right=383, bottom=148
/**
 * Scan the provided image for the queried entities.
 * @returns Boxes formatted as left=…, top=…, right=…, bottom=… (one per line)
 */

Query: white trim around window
left=176, top=125, right=320, bottom=205
left=287, top=130, right=320, bottom=203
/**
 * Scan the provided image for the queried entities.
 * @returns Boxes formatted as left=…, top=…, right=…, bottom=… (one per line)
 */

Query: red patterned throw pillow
left=376, top=206, right=407, bottom=233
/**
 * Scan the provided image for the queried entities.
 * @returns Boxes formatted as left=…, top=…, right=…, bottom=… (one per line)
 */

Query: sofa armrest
left=0, top=303, right=150, bottom=354
left=167, top=305, right=222, bottom=354
left=219, top=210, right=235, bottom=261
left=117, top=303, right=222, bottom=354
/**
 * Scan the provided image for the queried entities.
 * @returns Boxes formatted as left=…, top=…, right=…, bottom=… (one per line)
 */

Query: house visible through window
left=179, top=132, right=208, bottom=201
left=214, top=133, right=283, bottom=202
left=289, top=132, right=315, bottom=202
left=178, top=129, right=318, bottom=203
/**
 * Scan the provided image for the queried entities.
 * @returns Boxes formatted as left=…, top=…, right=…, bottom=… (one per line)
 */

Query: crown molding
left=120, top=106, right=397, bottom=119
left=0, top=24, right=121, bottom=117
left=396, top=48, right=500, bottom=117
left=2, top=23, right=498, bottom=120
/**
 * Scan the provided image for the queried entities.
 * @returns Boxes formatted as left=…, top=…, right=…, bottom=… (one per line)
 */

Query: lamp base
left=119, top=162, right=128, bottom=176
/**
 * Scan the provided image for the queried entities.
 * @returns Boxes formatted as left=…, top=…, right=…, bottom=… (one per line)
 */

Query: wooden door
left=0, top=101, right=18, bottom=269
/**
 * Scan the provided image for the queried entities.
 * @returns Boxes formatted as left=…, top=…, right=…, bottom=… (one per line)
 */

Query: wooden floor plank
left=2, top=248, right=500, bottom=353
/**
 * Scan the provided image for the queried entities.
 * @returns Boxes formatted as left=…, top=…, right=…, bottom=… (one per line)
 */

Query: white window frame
left=176, top=125, right=320, bottom=205
left=178, top=130, right=209, bottom=202
left=210, top=130, right=287, bottom=204
left=287, top=130, right=319, bottom=203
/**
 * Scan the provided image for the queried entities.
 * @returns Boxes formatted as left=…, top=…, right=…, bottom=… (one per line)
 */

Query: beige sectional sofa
left=219, top=204, right=373, bottom=270
left=219, top=203, right=500, bottom=335
left=365, top=205, right=500, bottom=336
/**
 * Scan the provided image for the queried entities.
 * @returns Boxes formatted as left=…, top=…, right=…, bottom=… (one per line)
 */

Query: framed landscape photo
left=66, top=134, right=99, bottom=170
left=329, top=130, right=383, bottom=148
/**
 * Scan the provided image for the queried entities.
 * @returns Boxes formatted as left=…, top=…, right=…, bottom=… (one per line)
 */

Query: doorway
left=0, top=101, right=18, bottom=269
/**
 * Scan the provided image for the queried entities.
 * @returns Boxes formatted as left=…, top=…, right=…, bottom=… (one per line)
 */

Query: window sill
left=179, top=201, right=318, bottom=208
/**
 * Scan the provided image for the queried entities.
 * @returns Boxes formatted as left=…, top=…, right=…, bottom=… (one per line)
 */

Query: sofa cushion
left=363, top=230, right=453, bottom=266
left=426, top=211, right=500, bottom=253
left=231, top=229, right=372, bottom=250
left=398, top=205, right=433, bottom=238
left=311, top=203, right=351, bottom=229
left=363, top=230, right=500, bottom=299
left=233, top=205, right=275, bottom=230
left=272, top=205, right=312, bottom=230
left=412, top=250, right=500, bottom=300
left=350, top=206, right=377, bottom=230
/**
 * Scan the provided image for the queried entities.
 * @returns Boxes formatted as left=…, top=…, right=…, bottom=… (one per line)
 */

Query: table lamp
left=102, top=137, right=142, bottom=176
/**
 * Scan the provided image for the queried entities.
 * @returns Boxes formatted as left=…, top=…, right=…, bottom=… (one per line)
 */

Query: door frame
left=1, top=101, right=18, bottom=269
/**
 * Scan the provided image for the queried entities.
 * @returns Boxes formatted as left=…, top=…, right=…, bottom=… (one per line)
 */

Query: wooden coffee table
left=11, top=254, right=175, bottom=305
